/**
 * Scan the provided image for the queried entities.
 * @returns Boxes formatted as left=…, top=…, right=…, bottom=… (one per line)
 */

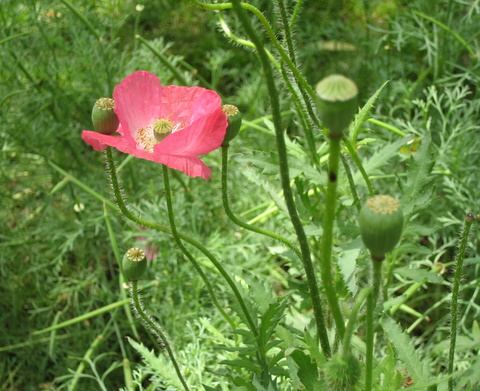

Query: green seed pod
left=358, top=195, right=404, bottom=261
left=221, top=104, right=242, bottom=146
left=315, top=74, right=358, bottom=137
left=91, top=97, right=119, bottom=135
left=324, top=353, right=362, bottom=391
left=123, top=248, right=147, bottom=281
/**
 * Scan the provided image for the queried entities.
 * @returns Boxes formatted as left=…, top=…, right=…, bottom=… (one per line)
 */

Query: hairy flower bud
left=358, top=195, right=404, bottom=261
left=325, top=354, right=362, bottom=391
left=315, top=74, right=358, bottom=137
left=91, top=97, right=119, bottom=135
left=123, top=248, right=147, bottom=281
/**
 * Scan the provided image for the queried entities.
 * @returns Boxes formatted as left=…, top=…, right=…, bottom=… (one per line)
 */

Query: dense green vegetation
left=1, top=0, right=480, bottom=390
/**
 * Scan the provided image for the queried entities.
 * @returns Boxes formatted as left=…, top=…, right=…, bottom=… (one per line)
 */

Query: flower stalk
left=130, top=280, right=190, bottom=391
left=448, top=213, right=476, bottom=391
left=230, top=0, right=331, bottom=358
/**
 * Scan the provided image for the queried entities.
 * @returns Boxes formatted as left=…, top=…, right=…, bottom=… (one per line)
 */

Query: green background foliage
left=1, top=0, right=480, bottom=389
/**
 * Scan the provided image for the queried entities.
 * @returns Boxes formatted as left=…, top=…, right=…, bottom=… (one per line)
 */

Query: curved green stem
left=230, top=0, right=330, bottom=358
left=448, top=214, right=474, bottom=391
left=161, top=165, right=236, bottom=329
left=104, top=148, right=255, bottom=333
left=365, top=260, right=383, bottom=391
left=189, top=0, right=318, bottom=104
left=222, top=146, right=302, bottom=259
left=289, top=0, right=304, bottom=28
left=342, top=287, right=371, bottom=358
left=342, top=136, right=374, bottom=197
left=130, top=281, right=190, bottom=391
left=320, top=137, right=346, bottom=339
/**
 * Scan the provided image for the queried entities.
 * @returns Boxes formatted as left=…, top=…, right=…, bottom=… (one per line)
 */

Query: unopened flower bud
left=325, top=353, right=362, bottom=391
left=221, top=104, right=242, bottom=146
left=123, top=248, right=146, bottom=281
left=91, top=97, right=119, bottom=135
left=315, top=74, right=358, bottom=137
left=358, top=195, right=404, bottom=261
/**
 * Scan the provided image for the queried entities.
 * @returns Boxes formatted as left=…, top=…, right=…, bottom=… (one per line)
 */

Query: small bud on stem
left=91, top=97, right=119, bottom=135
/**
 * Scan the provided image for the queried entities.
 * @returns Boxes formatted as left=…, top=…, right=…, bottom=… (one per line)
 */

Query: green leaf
left=337, top=237, right=362, bottom=295
left=401, top=134, right=435, bottom=218
left=354, top=136, right=411, bottom=185
left=127, top=337, right=183, bottom=389
left=381, top=317, right=431, bottom=386
left=350, top=80, right=389, bottom=144
left=394, top=267, right=443, bottom=284
left=455, top=353, right=480, bottom=389
left=287, top=349, right=325, bottom=391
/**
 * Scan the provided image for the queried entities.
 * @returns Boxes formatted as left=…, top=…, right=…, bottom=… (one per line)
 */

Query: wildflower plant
left=3, top=0, right=480, bottom=390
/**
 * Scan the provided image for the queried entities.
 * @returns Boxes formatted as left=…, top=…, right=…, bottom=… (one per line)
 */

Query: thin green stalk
left=413, top=10, right=475, bottom=56
left=366, top=118, right=407, bottom=138
left=130, top=281, right=190, bottom=391
left=32, top=299, right=130, bottom=335
left=68, top=335, right=104, bottom=391
left=135, top=35, right=188, bottom=85
left=320, top=137, right=346, bottom=339
left=340, top=154, right=361, bottom=213
left=448, top=214, right=475, bottom=391
left=48, top=160, right=118, bottom=210
left=58, top=0, right=101, bottom=40
left=190, top=0, right=319, bottom=104
left=365, top=260, right=383, bottom=391
left=342, top=136, right=374, bottom=197
left=342, top=287, right=371, bottom=358
left=222, top=146, right=302, bottom=259
left=230, top=0, right=330, bottom=358
left=103, top=148, right=256, bottom=335
left=218, top=11, right=279, bottom=68
left=289, top=0, right=304, bottom=28
left=103, top=203, right=140, bottom=339
left=161, top=165, right=236, bottom=330
left=276, top=0, right=322, bottom=164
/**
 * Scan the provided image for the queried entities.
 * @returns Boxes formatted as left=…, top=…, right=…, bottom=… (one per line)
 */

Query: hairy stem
left=448, top=214, right=474, bottom=391
left=365, top=260, right=383, bottom=391
left=161, top=165, right=236, bottom=330
left=221, top=146, right=302, bottom=259
left=104, top=147, right=255, bottom=334
left=320, top=136, right=346, bottom=339
left=230, top=0, right=331, bottom=358
left=130, top=281, right=190, bottom=391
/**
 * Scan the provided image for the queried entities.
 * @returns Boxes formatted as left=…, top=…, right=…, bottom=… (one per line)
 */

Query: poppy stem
left=221, top=146, right=302, bottom=259
left=365, top=259, right=383, bottom=391
left=448, top=213, right=475, bottom=391
left=104, top=147, right=254, bottom=333
left=230, top=0, right=331, bottom=358
left=130, top=281, right=191, bottom=391
left=320, top=136, right=346, bottom=340
left=161, top=165, right=237, bottom=330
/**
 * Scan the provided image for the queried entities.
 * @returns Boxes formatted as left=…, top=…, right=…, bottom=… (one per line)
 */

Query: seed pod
left=91, top=97, right=119, bottom=135
left=358, top=195, right=404, bottom=261
left=315, top=74, right=358, bottom=137
left=221, top=104, right=242, bottom=146
left=123, top=248, right=147, bottom=281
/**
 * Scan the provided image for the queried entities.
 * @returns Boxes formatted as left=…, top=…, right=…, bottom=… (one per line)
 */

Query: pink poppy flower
left=82, top=71, right=228, bottom=180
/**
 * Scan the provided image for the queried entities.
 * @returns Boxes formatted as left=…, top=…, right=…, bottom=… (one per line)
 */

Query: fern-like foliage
left=401, top=133, right=435, bottom=219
